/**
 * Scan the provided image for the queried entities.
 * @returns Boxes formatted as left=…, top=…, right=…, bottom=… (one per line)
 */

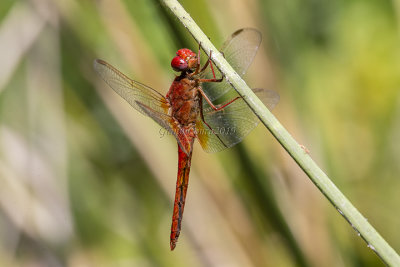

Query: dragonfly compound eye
left=176, top=48, right=196, bottom=59
left=171, top=56, right=188, bottom=72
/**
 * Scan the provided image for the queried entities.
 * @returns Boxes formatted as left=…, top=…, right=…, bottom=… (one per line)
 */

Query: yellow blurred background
left=0, top=0, right=399, bottom=266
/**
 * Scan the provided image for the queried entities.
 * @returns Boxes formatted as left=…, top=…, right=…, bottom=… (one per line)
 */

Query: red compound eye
left=171, top=56, right=188, bottom=71
left=176, top=48, right=196, bottom=59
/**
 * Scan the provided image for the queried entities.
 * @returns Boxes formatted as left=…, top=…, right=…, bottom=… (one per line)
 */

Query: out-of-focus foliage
left=0, top=0, right=399, bottom=266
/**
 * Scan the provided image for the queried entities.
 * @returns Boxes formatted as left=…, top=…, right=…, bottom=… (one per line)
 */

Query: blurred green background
left=0, top=0, right=399, bottom=266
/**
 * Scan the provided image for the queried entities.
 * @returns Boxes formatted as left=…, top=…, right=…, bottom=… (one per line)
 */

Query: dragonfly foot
left=300, top=144, right=310, bottom=154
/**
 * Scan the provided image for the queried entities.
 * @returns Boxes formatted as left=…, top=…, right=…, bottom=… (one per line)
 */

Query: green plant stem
left=162, top=0, right=400, bottom=265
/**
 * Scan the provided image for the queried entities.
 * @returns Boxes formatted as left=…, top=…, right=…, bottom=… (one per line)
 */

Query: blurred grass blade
left=0, top=1, right=48, bottom=92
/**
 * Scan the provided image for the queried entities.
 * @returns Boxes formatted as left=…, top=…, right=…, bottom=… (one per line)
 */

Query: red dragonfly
left=94, top=28, right=279, bottom=250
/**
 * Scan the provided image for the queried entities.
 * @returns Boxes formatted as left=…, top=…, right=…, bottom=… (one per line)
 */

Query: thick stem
left=161, top=0, right=400, bottom=265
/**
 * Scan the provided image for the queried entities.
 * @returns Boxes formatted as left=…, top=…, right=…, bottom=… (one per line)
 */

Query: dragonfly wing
left=94, top=59, right=194, bottom=155
left=197, top=97, right=259, bottom=153
left=94, top=59, right=170, bottom=116
left=136, top=102, right=192, bottom=155
left=201, top=28, right=262, bottom=101
left=197, top=88, right=279, bottom=153
left=196, top=119, right=230, bottom=153
left=252, top=88, right=280, bottom=111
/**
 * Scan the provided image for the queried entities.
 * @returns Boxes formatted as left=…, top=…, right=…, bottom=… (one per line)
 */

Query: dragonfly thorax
left=167, top=77, right=200, bottom=126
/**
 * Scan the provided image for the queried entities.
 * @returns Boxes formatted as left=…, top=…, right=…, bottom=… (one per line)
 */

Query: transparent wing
left=136, top=102, right=192, bottom=155
left=94, top=59, right=195, bottom=152
left=251, top=88, right=280, bottom=111
left=197, top=89, right=279, bottom=153
left=200, top=28, right=262, bottom=101
left=93, top=59, right=170, bottom=116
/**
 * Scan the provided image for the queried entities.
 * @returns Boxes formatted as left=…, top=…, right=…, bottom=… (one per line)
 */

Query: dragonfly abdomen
left=170, top=142, right=193, bottom=250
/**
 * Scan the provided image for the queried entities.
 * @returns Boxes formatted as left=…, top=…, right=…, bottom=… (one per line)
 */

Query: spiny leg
left=192, top=42, right=202, bottom=75
left=199, top=97, right=228, bottom=149
left=198, top=87, right=241, bottom=111
left=191, top=45, right=223, bottom=81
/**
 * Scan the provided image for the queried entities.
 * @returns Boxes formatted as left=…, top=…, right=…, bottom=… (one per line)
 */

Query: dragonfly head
left=171, top=48, right=198, bottom=72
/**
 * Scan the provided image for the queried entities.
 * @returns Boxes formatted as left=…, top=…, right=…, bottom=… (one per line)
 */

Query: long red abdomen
left=170, top=143, right=193, bottom=250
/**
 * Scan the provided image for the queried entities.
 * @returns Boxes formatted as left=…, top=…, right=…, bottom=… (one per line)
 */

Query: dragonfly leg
left=199, top=50, right=211, bottom=73
left=194, top=42, right=210, bottom=73
left=191, top=48, right=223, bottom=82
left=300, top=144, right=310, bottom=154
left=193, top=42, right=202, bottom=75
left=199, top=56, right=210, bottom=74
left=197, top=42, right=201, bottom=68
left=214, top=97, right=241, bottom=111
left=198, top=77, right=223, bottom=83
left=200, top=50, right=222, bottom=81
left=198, top=87, right=241, bottom=111
left=199, top=97, right=228, bottom=149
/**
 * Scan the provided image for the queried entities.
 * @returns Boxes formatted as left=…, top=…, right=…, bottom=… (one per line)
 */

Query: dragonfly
left=94, top=28, right=279, bottom=250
